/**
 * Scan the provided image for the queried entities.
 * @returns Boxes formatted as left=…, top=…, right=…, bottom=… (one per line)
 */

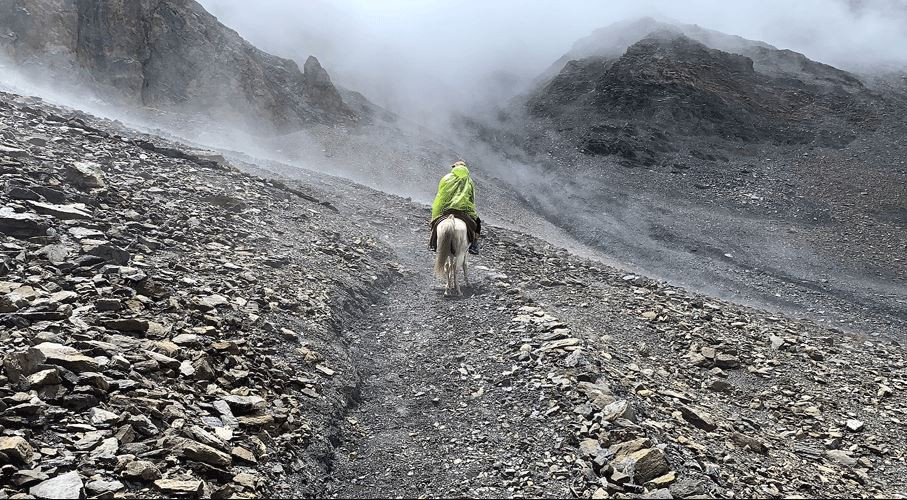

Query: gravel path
left=324, top=216, right=575, bottom=498
left=270, top=159, right=907, bottom=500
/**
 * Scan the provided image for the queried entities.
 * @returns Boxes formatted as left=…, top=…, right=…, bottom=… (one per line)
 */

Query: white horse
left=434, top=215, right=470, bottom=296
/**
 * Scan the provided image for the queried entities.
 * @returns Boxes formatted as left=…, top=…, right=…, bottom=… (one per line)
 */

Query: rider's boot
left=468, top=239, right=479, bottom=255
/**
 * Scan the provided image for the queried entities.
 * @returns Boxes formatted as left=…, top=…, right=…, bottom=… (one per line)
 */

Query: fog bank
left=200, top=0, right=907, bottom=124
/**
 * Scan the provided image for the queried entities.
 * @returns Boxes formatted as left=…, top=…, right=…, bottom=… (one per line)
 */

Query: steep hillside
left=0, top=0, right=358, bottom=130
left=459, top=19, right=907, bottom=343
left=528, top=29, right=871, bottom=166
left=1, top=90, right=906, bottom=499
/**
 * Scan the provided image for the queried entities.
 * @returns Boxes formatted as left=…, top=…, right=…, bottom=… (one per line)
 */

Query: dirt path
left=322, top=217, right=575, bottom=498
left=258, top=168, right=907, bottom=500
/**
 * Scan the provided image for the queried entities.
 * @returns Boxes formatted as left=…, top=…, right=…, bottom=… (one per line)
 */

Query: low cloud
left=200, top=0, right=907, bottom=123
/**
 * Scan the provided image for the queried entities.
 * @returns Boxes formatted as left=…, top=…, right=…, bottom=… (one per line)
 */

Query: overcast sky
left=200, top=0, right=907, bottom=122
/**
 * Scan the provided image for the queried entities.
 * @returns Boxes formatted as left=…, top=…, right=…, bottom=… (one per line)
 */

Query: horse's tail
left=434, top=217, right=455, bottom=278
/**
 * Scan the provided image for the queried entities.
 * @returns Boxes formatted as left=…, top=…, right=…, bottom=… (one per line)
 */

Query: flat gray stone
left=29, top=471, right=83, bottom=499
left=31, top=342, right=99, bottom=373
left=26, top=200, right=92, bottom=220
left=0, top=206, right=49, bottom=238
left=65, top=161, right=106, bottom=189
left=85, top=479, right=124, bottom=494
left=68, top=227, right=106, bottom=240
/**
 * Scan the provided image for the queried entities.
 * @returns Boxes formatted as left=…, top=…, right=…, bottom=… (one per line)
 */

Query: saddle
left=429, top=209, right=477, bottom=250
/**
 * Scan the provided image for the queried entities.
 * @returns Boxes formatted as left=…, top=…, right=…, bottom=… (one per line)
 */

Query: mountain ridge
left=523, top=22, right=875, bottom=167
left=0, top=0, right=362, bottom=131
left=456, top=17, right=906, bottom=350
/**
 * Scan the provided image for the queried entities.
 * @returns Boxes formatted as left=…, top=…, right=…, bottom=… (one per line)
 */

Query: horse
left=433, top=215, right=470, bottom=296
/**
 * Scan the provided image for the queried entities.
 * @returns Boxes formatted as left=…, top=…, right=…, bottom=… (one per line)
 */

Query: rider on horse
left=430, top=161, right=481, bottom=255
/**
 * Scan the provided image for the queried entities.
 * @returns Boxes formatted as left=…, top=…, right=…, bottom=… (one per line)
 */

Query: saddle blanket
left=430, top=210, right=477, bottom=250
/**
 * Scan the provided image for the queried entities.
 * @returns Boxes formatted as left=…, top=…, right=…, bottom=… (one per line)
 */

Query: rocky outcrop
left=541, top=17, right=860, bottom=88
left=0, top=0, right=357, bottom=130
left=524, top=20, right=875, bottom=166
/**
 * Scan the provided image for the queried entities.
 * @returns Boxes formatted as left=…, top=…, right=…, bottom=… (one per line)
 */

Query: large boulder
left=610, top=447, right=671, bottom=484
left=0, top=207, right=50, bottom=238
left=29, top=471, right=84, bottom=499
left=179, top=439, right=233, bottom=467
left=122, top=460, right=162, bottom=481
left=31, top=343, right=99, bottom=373
left=0, top=436, right=34, bottom=464
left=3, top=347, right=48, bottom=385
left=81, top=239, right=130, bottom=265
left=64, top=161, right=106, bottom=189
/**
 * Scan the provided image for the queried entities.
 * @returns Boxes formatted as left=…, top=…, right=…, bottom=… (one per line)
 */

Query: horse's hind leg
left=444, top=260, right=452, bottom=295
left=462, top=256, right=469, bottom=287
left=454, top=262, right=462, bottom=296
left=448, top=259, right=458, bottom=296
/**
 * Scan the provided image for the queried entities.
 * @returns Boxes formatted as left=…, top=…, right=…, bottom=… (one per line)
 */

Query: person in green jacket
left=431, top=161, right=481, bottom=255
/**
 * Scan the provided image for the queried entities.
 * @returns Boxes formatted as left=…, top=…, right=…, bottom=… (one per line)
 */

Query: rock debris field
left=0, top=91, right=905, bottom=499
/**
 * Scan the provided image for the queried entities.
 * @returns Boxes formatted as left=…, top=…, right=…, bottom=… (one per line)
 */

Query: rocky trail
left=325, top=259, right=575, bottom=498
left=0, top=90, right=906, bottom=500
left=319, top=214, right=581, bottom=499
left=278, top=170, right=907, bottom=498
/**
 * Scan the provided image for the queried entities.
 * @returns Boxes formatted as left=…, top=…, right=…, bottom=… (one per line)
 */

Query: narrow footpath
left=323, top=214, right=577, bottom=498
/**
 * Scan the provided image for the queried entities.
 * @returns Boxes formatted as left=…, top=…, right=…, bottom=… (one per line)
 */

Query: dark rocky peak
left=531, top=33, right=758, bottom=120
left=567, top=17, right=775, bottom=62
left=304, top=56, right=333, bottom=86
left=539, top=17, right=865, bottom=91
left=618, top=31, right=756, bottom=76
left=527, top=31, right=876, bottom=165
left=535, top=17, right=773, bottom=85
left=0, top=0, right=360, bottom=131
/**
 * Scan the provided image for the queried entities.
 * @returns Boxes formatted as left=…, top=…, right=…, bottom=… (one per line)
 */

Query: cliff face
left=524, top=28, right=874, bottom=166
left=0, top=0, right=357, bottom=130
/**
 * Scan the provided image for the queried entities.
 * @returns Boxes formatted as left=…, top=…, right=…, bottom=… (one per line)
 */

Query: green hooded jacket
left=431, top=163, right=478, bottom=220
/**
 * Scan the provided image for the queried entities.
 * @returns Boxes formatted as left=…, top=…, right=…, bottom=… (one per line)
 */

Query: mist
left=200, top=0, right=907, bottom=125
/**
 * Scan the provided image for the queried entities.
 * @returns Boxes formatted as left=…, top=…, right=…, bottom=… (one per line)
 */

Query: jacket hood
left=452, top=164, right=470, bottom=178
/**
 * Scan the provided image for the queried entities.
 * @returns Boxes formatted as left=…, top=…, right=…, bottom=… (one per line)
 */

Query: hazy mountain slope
left=461, top=18, right=907, bottom=340
left=0, top=0, right=358, bottom=130
left=527, top=29, right=871, bottom=167
left=0, top=0, right=468, bottom=205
